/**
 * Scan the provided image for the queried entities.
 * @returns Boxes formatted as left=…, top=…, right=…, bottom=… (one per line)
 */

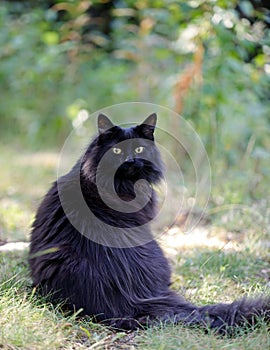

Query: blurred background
left=0, top=0, right=269, bottom=242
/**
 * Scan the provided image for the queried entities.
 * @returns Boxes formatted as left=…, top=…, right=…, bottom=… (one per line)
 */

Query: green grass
left=0, top=145, right=59, bottom=242
left=138, top=322, right=270, bottom=350
left=1, top=143, right=270, bottom=349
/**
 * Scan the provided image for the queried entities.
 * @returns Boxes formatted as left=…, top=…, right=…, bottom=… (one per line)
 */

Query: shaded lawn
left=0, top=144, right=270, bottom=349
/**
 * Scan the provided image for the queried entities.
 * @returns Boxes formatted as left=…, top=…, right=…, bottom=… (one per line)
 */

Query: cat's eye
left=134, top=146, right=145, bottom=154
left=112, top=147, right=122, bottom=154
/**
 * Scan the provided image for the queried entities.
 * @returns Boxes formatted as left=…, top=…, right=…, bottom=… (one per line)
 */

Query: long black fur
left=29, top=114, right=270, bottom=334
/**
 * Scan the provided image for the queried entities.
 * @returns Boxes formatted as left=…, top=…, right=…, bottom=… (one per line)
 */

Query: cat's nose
left=125, top=157, right=135, bottom=164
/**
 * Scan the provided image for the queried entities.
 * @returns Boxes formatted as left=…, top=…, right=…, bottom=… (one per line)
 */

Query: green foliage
left=0, top=5, right=69, bottom=146
left=1, top=0, right=269, bottom=157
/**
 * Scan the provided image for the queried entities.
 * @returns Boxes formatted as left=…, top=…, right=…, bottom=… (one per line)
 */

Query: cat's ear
left=98, top=113, right=115, bottom=134
left=138, top=113, right=157, bottom=140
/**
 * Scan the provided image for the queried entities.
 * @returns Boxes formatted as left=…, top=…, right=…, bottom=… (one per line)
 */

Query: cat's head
left=82, top=113, right=164, bottom=186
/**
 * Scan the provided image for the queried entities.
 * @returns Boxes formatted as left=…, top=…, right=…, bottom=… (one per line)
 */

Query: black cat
left=29, top=113, right=270, bottom=334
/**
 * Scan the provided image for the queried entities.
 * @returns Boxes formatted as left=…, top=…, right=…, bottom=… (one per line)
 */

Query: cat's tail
left=136, top=293, right=270, bottom=334
left=195, top=296, right=270, bottom=334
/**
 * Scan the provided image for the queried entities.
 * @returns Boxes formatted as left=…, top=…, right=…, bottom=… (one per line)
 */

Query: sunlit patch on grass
left=0, top=241, right=29, bottom=252
left=160, top=226, right=238, bottom=257
left=0, top=198, right=33, bottom=242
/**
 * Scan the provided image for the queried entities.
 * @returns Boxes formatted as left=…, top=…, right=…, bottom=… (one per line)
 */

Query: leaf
left=42, top=31, right=59, bottom=45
